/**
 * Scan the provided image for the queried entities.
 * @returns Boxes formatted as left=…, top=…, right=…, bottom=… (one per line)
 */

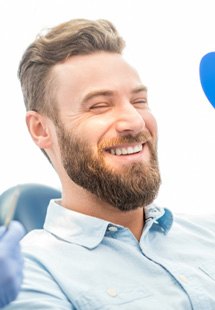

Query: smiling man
left=52, top=52, right=160, bottom=221
left=5, top=19, right=215, bottom=309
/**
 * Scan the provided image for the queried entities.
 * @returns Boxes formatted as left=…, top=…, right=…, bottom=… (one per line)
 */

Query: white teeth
left=109, top=144, right=142, bottom=156
left=133, top=145, right=141, bottom=153
left=115, top=148, right=122, bottom=156
left=127, top=147, right=133, bottom=154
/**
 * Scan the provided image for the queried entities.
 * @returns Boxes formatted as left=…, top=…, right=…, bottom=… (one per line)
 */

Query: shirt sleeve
left=4, top=252, right=75, bottom=310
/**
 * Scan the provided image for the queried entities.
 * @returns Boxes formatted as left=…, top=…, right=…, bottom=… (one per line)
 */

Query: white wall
left=0, top=0, right=214, bottom=214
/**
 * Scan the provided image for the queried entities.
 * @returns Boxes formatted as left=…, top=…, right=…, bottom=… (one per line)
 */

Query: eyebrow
left=81, top=85, right=148, bottom=103
left=82, top=90, right=113, bottom=103
left=131, top=85, right=148, bottom=94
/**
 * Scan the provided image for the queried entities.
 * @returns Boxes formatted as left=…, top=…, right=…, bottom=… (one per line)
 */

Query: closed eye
left=132, top=99, right=148, bottom=107
left=90, top=103, right=108, bottom=108
left=89, top=103, right=110, bottom=113
left=135, top=99, right=147, bottom=104
left=90, top=103, right=110, bottom=109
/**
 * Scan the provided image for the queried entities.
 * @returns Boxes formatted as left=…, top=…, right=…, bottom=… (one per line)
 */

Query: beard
left=55, top=122, right=161, bottom=212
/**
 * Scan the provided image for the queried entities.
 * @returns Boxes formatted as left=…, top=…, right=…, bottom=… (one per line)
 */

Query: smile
left=107, top=144, right=143, bottom=156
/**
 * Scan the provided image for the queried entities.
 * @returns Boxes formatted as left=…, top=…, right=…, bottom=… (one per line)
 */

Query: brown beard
left=56, top=122, right=161, bottom=211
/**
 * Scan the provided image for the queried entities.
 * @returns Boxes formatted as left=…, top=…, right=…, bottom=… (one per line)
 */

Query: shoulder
left=21, top=229, right=56, bottom=247
left=173, top=212, right=215, bottom=234
left=20, top=228, right=84, bottom=268
left=174, top=212, right=215, bottom=226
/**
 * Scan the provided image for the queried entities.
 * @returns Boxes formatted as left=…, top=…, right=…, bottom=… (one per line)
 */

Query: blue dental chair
left=0, top=183, right=61, bottom=233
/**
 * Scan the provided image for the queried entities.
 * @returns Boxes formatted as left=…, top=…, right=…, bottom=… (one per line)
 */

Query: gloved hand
left=0, top=221, right=25, bottom=308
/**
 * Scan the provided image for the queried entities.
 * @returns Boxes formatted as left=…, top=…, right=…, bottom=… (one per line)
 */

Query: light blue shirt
left=5, top=200, right=215, bottom=309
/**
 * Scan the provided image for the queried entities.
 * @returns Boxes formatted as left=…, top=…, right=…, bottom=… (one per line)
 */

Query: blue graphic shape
left=200, top=52, right=215, bottom=108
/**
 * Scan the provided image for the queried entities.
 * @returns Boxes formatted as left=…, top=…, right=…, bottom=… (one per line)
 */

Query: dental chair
left=0, top=183, right=61, bottom=233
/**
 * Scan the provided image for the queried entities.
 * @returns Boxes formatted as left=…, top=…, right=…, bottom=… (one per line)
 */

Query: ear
left=26, top=111, right=53, bottom=149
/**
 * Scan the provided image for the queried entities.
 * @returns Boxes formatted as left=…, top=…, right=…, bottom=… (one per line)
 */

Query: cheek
left=144, top=112, right=158, bottom=139
left=77, top=116, right=114, bottom=143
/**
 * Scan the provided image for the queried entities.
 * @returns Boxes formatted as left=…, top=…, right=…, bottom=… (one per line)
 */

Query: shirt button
left=108, top=226, right=118, bottom=232
left=150, top=208, right=160, bottom=215
left=107, top=287, right=118, bottom=297
left=178, top=274, right=189, bottom=284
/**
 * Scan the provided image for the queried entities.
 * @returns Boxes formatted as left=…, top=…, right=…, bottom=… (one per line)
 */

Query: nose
left=114, top=103, right=145, bottom=136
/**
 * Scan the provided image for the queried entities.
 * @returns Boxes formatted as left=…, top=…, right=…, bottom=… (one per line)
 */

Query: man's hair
left=18, top=19, right=125, bottom=120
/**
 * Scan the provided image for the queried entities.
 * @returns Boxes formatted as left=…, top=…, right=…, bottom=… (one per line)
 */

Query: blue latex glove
left=0, top=221, right=25, bottom=308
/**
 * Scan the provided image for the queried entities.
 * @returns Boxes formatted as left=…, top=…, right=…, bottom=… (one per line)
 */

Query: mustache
left=99, top=131, right=152, bottom=150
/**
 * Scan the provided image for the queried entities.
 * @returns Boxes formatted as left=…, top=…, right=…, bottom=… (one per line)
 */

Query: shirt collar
left=143, top=204, right=173, bottom=235
left=44, top=200, right=110, bottom=249
left=44, top=200, right=173, bottom=249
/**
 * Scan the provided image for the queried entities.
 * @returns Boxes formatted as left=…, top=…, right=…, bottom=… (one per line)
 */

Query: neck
left=60, top=182, right=145, bottom=241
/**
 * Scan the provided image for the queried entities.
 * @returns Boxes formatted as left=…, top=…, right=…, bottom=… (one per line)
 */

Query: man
left=5, top=19, right=215, bottom=309
left=0, top=221, right=25, bottom=308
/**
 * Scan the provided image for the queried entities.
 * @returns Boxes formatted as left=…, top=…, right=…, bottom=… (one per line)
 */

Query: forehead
left=52, top=52, right=146, bottom=106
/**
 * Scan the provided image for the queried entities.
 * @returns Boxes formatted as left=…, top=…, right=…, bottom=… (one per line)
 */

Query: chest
left=48, top=235, right=215, bottom=310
